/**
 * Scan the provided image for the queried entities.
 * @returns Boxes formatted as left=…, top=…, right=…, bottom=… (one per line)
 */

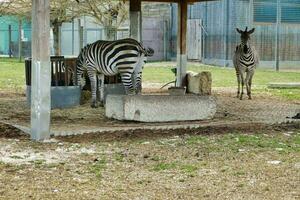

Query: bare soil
left=0, top=88, right=299, bottom=133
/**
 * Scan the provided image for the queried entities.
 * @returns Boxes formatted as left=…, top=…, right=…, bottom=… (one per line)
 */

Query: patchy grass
left=186, top=132, right=300, bottom=154
left=152, top=162, right=177, bottom=171
left=144, top=62, right=300, bottom=100
left=89, top=157, right=107, bottom=178
left=1, top=126, right=300, bottom=199
left=0, top=58, right=299, bottom=100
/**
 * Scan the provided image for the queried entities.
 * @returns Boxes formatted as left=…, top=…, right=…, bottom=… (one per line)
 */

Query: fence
left=184, top=0, right=300, bottom=70
left=0, top=15, right=170, bottom=61
left=0, top=17, right=31, bottom=57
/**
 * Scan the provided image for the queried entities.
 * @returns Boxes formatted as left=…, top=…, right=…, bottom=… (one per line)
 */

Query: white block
left=105, top=95, right=217, bottom=122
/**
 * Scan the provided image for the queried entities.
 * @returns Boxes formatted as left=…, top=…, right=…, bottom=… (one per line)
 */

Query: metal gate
left=187, top=19, right=202, bottom=61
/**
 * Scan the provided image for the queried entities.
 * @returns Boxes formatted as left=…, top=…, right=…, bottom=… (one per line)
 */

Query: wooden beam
left=130, top=0, right=142, bottom=11
left=178, top=1, right=187, bottom=54
left=130, top=0, right=142, bottom=41
left=176, top=0, right=188, bottom=87
left=127, top=0, right=216, bottom=3
left=31, top=0, right=51, bottom=140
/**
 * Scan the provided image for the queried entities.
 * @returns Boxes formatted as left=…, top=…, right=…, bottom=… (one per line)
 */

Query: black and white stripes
left=75, top=38, right=154, bottom=108
left=233, top=27, right=259, bottom=100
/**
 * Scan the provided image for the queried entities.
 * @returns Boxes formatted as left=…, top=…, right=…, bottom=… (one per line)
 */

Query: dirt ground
left=0, top=88, right=300, bottom=199
left=0, top=87, right=299, bottom=133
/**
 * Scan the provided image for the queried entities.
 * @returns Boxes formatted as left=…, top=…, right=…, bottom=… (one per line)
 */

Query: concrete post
left=176, top=1, right=188, bottom=87
left=129, top=0, right=142, bottom=42
left=31, top=0, right=51, bottom=140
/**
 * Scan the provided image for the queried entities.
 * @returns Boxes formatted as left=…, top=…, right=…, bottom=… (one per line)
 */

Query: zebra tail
left=136, top=41, right=154, bottom=57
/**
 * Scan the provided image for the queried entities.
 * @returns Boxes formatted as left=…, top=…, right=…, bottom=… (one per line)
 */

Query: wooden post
left=31, top=0, right=51, bottom=140
left=176, top=1, right=188, bottom=87
left=129, top=0, right=142, bottom=42
left=18, top=19, right=22, bottom=62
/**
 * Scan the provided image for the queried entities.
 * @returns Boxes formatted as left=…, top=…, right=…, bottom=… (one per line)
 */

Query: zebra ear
left=236, top=28, right=242, bottom=34
left=248, top=28, right=255, bottom=34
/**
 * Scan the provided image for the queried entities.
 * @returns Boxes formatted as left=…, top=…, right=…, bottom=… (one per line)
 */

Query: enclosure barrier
left=25, top=56, right=123, bottom=109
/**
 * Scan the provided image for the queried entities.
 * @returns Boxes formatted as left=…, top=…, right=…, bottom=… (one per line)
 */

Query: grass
left=0, top=57, right=25, bottom=93
left=186, top=132, right=300, bottom=154
left=0, top=58, right=299, bottom=100
left=90, top=157, right=107, bottom=178
left=143, top=62, right=300, bottom=100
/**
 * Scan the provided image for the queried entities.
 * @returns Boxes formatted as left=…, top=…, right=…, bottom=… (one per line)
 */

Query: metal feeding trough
left=168, top=87, right=186, bottom=95
left=25, top=56, right=125, bottom=109
left=25, top=56, right=81, bottom=109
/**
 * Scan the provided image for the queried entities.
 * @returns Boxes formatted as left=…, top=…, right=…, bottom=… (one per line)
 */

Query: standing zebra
left=233, top=27, right=259, bottom=100
left=75, top=38, right=154, bottom=108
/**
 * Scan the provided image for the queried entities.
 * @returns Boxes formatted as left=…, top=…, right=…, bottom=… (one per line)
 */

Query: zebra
left=75, top=38, right=154, bottom=108
left=233, top=27, right=259, bottom=100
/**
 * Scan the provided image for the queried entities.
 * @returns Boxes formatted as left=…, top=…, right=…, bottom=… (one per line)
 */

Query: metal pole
left=163, top=20, right=168, bottom=61
left=18, top=19, right=22, bottom=62
left=8, top=25, right=12, bottom=57
left=275, top=0, right=280, bottom=71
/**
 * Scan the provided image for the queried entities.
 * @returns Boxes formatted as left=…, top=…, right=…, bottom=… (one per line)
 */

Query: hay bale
left=187, top=71, right=212, bottom=95
left=80, top=90, right=91, bottom=105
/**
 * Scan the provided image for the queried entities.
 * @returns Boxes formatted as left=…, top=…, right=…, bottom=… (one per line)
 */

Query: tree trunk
left=52, top=23, right=61, bottom=56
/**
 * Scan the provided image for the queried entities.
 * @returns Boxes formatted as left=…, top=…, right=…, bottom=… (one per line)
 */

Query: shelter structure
left=30, top=0, right=213, bottom=140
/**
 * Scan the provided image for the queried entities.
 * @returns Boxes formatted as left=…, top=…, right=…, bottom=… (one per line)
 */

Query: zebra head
left=236, top=27, right=255, bottom=53
left=145, top=47, right=154, bottom=57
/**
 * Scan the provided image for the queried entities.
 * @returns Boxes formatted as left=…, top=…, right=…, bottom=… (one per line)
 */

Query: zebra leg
left=135, top=71, right=142, bottom=94
left=245, top=72, right=251, bottom=100
left=247, top=72, right=255, bottom=100
left=97, top=74, right=105, bottom=106
left=133, top=55, right=144, bottom=95
left=236, top=73, right=241, bottom=98
left=87, top=70, right=98, bottom=108
left=240, top=73, right=245, bottom=100
left=120, top=72, right=135, bottom=95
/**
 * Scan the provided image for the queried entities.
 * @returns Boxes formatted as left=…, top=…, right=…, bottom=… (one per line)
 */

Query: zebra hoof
left=99, top=101, right=104, bottom=107
left=91, top=102, right=99, bottom=108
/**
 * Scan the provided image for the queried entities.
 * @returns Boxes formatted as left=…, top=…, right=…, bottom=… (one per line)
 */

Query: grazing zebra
left=233, top=27, right=259, bottom=100
left=75, top=38, right=154, bottom=108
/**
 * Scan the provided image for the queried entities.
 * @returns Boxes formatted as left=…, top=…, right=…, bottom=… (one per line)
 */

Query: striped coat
left=233, top=27, right=259, bottom=100
left=75, top=38, right=154, bottom=108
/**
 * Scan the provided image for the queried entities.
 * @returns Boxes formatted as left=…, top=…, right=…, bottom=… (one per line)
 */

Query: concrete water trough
left=105, top=94, right=217, bottom=122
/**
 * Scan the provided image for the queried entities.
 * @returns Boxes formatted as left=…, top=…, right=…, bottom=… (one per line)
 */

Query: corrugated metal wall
left=186, top=0, right=300, bottom=70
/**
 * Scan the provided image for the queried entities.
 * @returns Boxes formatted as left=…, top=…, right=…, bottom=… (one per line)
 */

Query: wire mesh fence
left=0, top=1, right=299, bottom=71
left=188, top=0, right=300, bottom=70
